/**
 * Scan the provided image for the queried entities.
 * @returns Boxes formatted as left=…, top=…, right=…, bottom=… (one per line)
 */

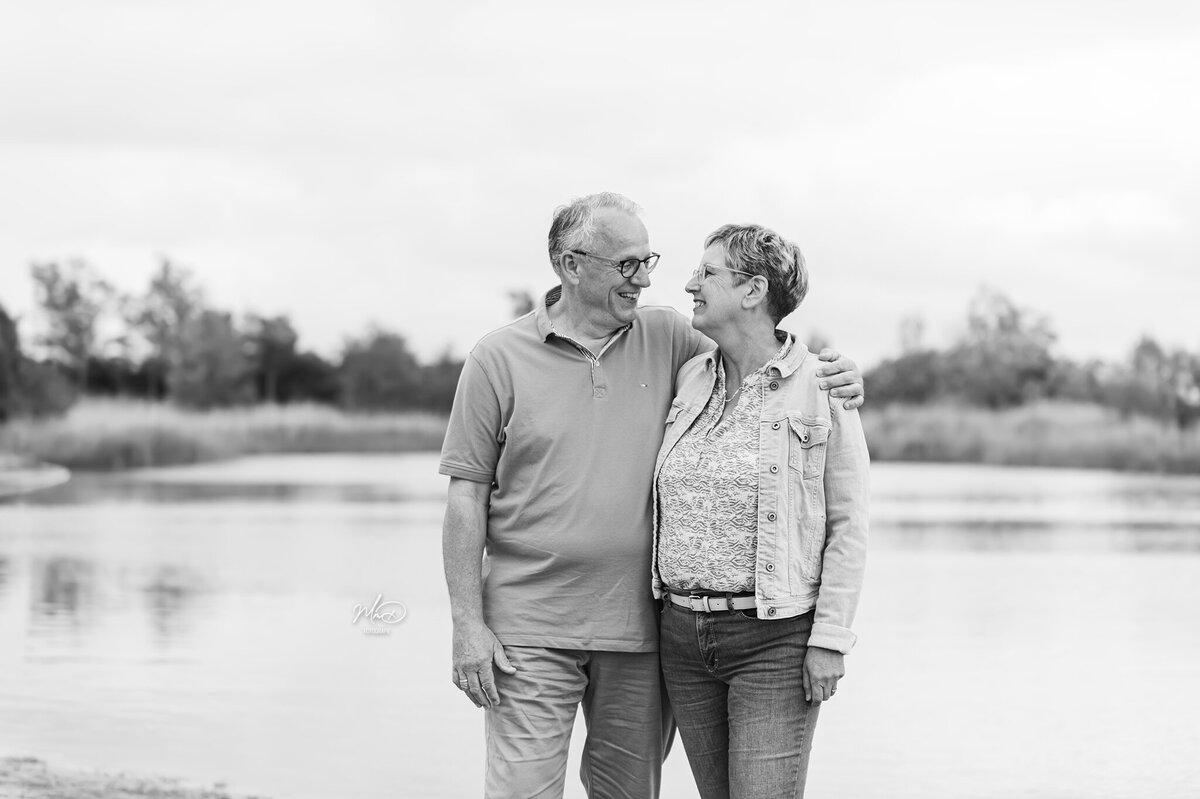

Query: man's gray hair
left=548, top=193, right=643, bottom=271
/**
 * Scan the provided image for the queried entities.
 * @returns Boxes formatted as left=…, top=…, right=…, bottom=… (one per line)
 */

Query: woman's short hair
left=704, top=223, right=809, bottom=324
left=548, top=193, right=643, bottom=272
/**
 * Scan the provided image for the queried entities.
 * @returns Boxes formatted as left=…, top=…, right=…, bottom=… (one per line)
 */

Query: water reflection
left=876, top=519, right=1200, bottom=553
left=21, top=478, right=414, bottom=506
left=870, top=462, right=1200, bottom=553
left=141, top=565, right=201, bottom=645
left=32, top=557, right=94, bottom=623
left=1, top=455, right=1198, bottom=799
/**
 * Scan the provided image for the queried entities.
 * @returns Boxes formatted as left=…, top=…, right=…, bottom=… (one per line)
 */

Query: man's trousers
left=484, top=646, right=672, bottom=799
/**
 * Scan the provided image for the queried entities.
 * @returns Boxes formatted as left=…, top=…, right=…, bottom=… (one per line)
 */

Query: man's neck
left=548, top=292, right=623, bottom=344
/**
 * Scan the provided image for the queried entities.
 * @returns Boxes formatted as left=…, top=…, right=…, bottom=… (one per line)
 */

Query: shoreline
left=0, top=756, right=270, bottom=799
left=0, top=454, right=70, bottom=497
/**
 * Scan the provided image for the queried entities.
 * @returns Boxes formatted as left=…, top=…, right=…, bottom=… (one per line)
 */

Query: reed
left=862, top=401, right=1200, bottom=473
left=0, top=399, right=448, bottom=470
left=4, top=398, right=1198, bottom=474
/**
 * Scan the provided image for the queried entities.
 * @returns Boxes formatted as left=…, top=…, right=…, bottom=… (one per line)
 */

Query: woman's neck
left=714, top=323, right=783, bottom=386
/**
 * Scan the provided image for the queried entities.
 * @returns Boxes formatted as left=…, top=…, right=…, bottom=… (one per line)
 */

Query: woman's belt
left=666, top=590, right=756, bottom=613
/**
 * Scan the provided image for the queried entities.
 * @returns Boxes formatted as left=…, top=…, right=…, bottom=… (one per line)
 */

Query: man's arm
left=816, top=348, right=865, bottom=410
left=442, top=476, right=515, bottom=709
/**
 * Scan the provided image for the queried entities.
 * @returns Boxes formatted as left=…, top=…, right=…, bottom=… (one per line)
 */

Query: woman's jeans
left=660, top=602, right=820, bottom=799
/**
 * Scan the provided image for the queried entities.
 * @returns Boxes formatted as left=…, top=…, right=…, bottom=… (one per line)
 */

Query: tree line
left=0, top=258, right=463, bottom=421
left=865, top=288, right=1200, bottom=430
left=2, top=261, right=1197, bottom=431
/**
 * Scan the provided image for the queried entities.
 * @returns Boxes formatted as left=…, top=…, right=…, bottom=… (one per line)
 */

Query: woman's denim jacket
left=651, top=337, right=870, bottom=654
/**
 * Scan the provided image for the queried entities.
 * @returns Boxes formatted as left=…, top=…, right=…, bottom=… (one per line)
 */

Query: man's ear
left=558, top=251, right=582, bottom=285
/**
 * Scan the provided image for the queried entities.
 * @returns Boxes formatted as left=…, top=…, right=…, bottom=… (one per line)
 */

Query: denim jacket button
left=767, top=512, right=777, bottom=521
left=771, top=422, right=780, bottom=430
left=765, top=563, right=775, bottom=572
left=766, top=607, right=776, bottom=616
left=770, top=465, right=779, bottom=474
left=769, top=381, right=780, bottom=390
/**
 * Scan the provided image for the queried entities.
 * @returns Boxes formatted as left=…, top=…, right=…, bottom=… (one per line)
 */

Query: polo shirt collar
left=534, top=285, right=635, bottom=343
left=534, top=286, right=561, bottom=341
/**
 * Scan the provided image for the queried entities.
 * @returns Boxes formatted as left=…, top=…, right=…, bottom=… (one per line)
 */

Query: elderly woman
left=652, top=224, right=870, bottom=798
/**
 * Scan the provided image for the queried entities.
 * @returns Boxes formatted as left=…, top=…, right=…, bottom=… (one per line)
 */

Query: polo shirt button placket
left=591, top=356, right=607, bottom=399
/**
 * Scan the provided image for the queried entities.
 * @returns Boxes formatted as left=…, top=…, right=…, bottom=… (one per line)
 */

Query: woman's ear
left=741, top=275, right=769, bottom=311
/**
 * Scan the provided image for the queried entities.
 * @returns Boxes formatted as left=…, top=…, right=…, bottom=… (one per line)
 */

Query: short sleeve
left=438, top=352, right=503, bottom=484
left=673, top=310, right=712, bottom=369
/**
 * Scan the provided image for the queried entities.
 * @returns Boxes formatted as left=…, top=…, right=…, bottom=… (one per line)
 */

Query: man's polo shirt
left=439, top=287, right=708, bottom=651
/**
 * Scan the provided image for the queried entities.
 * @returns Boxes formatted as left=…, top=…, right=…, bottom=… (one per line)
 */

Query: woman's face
left=685, top=242, right=749, bottom=334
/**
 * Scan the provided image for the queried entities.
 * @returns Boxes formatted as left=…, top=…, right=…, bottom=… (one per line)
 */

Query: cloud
left=1, top=1, right=1197, bottom=368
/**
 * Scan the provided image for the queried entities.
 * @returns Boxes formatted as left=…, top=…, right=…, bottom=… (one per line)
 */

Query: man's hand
left=443, top=477, right=513, bottom=709
left=816, top=348, right=865, bottom=410
left=803, top=646, right=845, bottom=705
left=452, top=620, right=516, bottom=709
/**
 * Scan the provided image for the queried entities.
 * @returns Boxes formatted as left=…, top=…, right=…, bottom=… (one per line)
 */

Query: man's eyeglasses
left=571, top=250, right=660, bottom=278
left=691, top=263, right=758, bottom=283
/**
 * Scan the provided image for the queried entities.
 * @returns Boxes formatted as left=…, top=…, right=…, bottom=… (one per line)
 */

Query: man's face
left=573, top=209, right=653, bottom=331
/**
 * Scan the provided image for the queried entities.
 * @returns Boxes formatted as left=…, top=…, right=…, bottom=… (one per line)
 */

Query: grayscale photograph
left=1, top=2, right=1197, bottom=798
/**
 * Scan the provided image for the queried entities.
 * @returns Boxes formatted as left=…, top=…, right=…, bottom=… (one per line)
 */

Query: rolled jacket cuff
left=809, top=622, right=857, bottom=655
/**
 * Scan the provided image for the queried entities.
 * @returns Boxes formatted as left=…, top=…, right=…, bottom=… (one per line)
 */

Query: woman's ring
left=458, top=678, right=469, bottom=689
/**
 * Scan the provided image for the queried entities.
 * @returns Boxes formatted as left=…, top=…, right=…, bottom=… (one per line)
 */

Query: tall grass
left=3, top=398, right=1198, bottom=474
left=0, top=399, right=448, bottom=471
left=863, top=401, right=1200, bottom=473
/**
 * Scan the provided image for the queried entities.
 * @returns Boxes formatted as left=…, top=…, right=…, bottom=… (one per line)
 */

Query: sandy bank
left=0, top=757, right=270, bottom=799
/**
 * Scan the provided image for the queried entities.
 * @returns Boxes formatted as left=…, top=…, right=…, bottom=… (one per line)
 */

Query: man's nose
left=630, top=264, right=652, bottom=288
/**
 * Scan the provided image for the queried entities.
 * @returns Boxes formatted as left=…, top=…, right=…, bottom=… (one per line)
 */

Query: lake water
left=1, top=454, right=1198, bottom=798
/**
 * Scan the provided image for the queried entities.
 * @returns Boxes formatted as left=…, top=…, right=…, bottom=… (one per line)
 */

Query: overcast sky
left=1, top=1, right=1196, bottom=368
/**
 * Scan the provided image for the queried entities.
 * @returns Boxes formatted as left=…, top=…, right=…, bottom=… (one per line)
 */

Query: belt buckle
left=689, top=594, right=713, bottom=613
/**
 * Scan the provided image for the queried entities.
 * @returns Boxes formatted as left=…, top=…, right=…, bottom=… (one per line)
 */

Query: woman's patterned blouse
left=657, top=337, right=792, bottom=593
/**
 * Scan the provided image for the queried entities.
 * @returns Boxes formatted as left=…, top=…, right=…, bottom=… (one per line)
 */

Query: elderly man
left=440, top=193, right=864, bottom=799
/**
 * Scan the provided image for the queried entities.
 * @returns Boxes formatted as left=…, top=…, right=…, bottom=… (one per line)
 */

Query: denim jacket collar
left=698, top=330, right=810, bottom=379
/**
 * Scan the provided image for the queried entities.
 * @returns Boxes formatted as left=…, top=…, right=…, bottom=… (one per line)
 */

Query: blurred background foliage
left=0, top=258, right=466, bottom=419
left=866, top=288, right=1200, bottom=429
left=1, top=258, right=1198, bottom=472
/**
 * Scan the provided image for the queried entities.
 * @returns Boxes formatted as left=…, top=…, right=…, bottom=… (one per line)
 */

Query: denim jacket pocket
left=787, top=415, right=830, bottom=479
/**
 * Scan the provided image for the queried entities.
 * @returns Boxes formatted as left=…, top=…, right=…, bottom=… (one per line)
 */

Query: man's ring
left=458, top=678, right=469, bottom=689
